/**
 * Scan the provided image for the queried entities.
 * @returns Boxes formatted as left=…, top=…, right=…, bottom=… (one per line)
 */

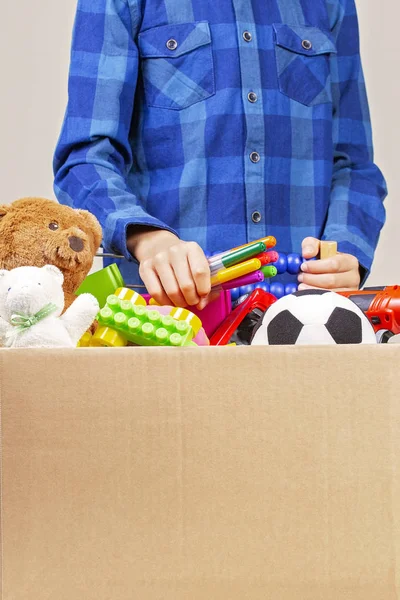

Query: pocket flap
left=138, top=21, right=211, bottom=59
left=273, top=23, right=337, bottom=56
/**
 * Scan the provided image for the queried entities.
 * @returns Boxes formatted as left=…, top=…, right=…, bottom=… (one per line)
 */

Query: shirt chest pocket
left=273, top=24, right=337, bottom=107
left=138, top=21, right=215, bottom=111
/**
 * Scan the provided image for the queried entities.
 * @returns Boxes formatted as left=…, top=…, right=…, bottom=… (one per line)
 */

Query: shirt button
left=250, top=151, right=260, bottom=163
left=243, top=31, right=252, bottom=42
left=252, top=211, right=262, bottom=223
left=301, top=39, right=312, bottom=50
left=166, top=38, right=178, bottom=51
left=248, top=92, right=258, bottom=103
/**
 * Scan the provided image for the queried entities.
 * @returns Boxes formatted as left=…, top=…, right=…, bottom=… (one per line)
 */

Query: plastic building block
left=140, top=303, right=210, bottom=345
left=169, top=307, right=202, bottom=337
left=76, top=264, right=125, bottom=307
left=144, top=291, right=232, bottom=338
left=77, top=331, right=93, bottom=347
left=113, top=287, right=147, bottom=305
left=320, top=240, right=338, bottom=260
left=90, top=290, right=199, bottom=347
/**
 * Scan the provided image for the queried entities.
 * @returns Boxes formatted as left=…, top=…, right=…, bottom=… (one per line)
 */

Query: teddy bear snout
left=68, top=236, right=84, bottom=253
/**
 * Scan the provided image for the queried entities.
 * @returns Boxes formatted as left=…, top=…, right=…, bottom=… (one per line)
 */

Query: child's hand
left=127, top=227, right=217, bottom=308
left=298, top=237, right=360, bottom=291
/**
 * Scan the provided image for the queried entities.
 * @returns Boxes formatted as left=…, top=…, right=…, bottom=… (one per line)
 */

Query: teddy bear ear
left=41, top=264, right=64, bottom=284
left=77, top=210, right=103, bottom=250
left=0, top=205, right=8, bottom=220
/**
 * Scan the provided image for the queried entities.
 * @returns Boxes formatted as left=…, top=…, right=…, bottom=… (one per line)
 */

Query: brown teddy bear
left=0, top=197, right=102, bottom=310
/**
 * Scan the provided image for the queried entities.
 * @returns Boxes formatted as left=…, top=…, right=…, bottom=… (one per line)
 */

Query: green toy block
left=96, top=295, right=195, bottom=347
left=76, top=263, right=125, bottom=307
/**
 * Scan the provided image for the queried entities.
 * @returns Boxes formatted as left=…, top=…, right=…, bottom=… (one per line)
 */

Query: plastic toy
left=228, top=240, right=338, bottom=302
left=0, top=265, right=99, bottom=348
left=338, top=286, right=400, bottom=342
left=211, top=257, right=262, bottom=287
left=145, top=291, right=231, bottom=338
left=209, top=240, right=267, bottom=272
left=209, top=288, right=277, bottom=346
left=89, top=287, right=202, bottom=348
left=320, top=240, right=338, bottom=259
left=251, top=289, right=377, bottom=346
left=77, top=263, right=231, bottom=339
left=75, top=263, right=124, bottom=307
left=208, top=237, right=279, bottom=293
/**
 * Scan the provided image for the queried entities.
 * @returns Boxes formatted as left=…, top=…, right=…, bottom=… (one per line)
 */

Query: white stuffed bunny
left=0, top=265, right=99, bottom=348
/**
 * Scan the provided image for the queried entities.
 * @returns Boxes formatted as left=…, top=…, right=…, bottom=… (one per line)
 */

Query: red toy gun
left=210, top=288, right=276, bottom=346
left=338, top=286, right=400, bottom=343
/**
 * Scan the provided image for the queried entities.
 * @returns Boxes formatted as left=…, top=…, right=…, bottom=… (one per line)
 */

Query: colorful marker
left=211, top=236, right=277, bottom=263
left=261, top=265, right=278, bottom=278
left=214, top=269, right=265, bottom=292
left=208, top=241, right=266, bottom=272
left=211, top=258, right=262, bottom=287
left=256, top=250, right=279, bottom=266
left=230, top=236, right=277, bottom=252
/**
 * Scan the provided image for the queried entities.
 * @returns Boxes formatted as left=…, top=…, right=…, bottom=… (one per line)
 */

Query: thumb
left=196, top=290, right=221, bottom=311
left=302, top=237, right=320, bottom=259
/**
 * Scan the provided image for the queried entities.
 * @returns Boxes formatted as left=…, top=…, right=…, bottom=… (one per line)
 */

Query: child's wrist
left=127, top=226, right=178, bottom=262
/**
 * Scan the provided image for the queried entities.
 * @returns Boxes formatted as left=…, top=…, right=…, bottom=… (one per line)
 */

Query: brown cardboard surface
left=1, top=345, right=400, bottom=599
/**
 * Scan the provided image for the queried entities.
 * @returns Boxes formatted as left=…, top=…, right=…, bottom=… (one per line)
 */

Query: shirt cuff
left=103, top=212, right=179, bottom=262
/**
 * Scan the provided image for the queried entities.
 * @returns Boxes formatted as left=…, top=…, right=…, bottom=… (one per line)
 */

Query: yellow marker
left=211, top=258, right=261, bottom=287
left=149, top=297, right=160, bottom=306
left=320, top=241, right=338, bottom=260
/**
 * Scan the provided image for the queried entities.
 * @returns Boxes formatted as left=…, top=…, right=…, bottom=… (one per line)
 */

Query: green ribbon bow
left=6, top=303, right=58, bottom=340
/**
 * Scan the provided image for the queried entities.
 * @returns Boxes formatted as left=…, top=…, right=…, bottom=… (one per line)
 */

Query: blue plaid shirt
left=53, top=0, right=387, bottom=286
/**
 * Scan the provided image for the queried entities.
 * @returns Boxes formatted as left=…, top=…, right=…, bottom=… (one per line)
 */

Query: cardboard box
left=1, top=344, right=400, bottom=599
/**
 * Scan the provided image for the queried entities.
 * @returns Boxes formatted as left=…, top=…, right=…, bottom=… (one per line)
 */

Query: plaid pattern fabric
left=53, top=0, right=387, bottom=286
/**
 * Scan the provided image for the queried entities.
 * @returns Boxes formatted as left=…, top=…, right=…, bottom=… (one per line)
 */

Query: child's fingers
left=301, top=253, right=358, bottom=275
left=297, top=283, right=319, bottom=291
left=301, top=237, right=320, bottom=259
left=157, top=265, right=189, bottom=307
left=139, top=261, right=173, bottom=306
left=298, top=269, right=358, bottom=290
left=147, top=255, right=187, bottom=307
left=186, top=242, right=212, bottom=299
left=169, top=250, right=201, bottom=307
left=196, top=290, right=221, bottom=311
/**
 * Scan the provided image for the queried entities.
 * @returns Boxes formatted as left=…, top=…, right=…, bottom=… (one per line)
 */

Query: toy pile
left=0, top=197, right=398, bottom=349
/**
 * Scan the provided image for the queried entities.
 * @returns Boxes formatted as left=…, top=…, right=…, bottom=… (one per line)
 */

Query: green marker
left=261, top=265, right=278, bottom=278
left=209, top=241, right=266, bottom=272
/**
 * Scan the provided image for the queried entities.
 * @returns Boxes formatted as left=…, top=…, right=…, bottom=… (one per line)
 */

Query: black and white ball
left=251, top=289, right=377, bottom=346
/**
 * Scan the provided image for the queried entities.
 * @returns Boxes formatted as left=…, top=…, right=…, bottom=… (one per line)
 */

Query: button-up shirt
left=53, top=0, right=387, bottom=286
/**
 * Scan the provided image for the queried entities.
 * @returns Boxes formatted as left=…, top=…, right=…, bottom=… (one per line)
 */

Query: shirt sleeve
left=322, top=0, right=388, bottom=284
left=53, top=0, right=178, bottom=261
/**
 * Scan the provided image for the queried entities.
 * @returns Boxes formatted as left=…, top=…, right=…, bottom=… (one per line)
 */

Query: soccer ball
left=251, top=289, right=377, bottom=345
